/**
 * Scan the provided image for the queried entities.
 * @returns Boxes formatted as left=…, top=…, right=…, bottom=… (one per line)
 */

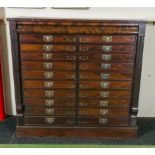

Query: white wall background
left=0, top=7, right=155, bottom=116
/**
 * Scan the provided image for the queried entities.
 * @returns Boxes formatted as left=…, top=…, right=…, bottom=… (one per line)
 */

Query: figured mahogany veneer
left=8, top=18, right=146, bottom=138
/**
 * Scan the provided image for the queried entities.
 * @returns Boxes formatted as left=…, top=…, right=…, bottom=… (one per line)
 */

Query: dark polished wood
left=8, top=18, right=146, bottom=138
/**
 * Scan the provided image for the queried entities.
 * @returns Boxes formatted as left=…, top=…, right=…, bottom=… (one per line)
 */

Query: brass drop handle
left=66, top=46, right=76, bottom=51
left=102, top=54, right=111, bottom=61
left=43, top=53, right=53, bottom=60
left=44, top=81, right=53, bottom=88
left=44, top=72, right=53, bottom=79
left=79, top=56, right=89, bottom=61
left=43, top=45, right=53, bottom=52
left=43, top=63, right=53, bottom=70
left=79, top=102, right=88, bottom=106
left=45, top=91, right=54, bottom=97
left=79, top=37, right=89, bottom=43
left=45, top=117, right=54, bottom=124
left=66, top=119, right=75, bottom=124
left=101, top=73, right=110, bottom=80
left=66, top=37, right=76, bottom=42
left=100, top=91, right=110, bottom=98
left=99, top=101, right=109, bottom=107
left=102, top=36, right=113, bottom=42
left=102, top=45, right=112, bottom=52
left=45, top=99, right=54, bottom=106
left=46, top=108, right=54, bottom=115
left=80, top=84, right=88, bottom=89
left=99, top=118, right=108, bottom=125
left=101, top=63, right=111, bottom=70
left=79, top=46, right=89, bottom=52
left=66, top=56, right=76, bottom=60
left=101, top=82, right=109, bottom=89
left=43, top=35, right=53, bottom=42
left=100, top=109, right=109, bottom=116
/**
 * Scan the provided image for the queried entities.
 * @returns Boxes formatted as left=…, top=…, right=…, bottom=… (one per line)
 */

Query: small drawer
left=79, top=90, right=131, bottom=98
left=79, top=45, right=136, bottom=52
left=24, top=107, right=75, bottom=116
left=24, top=98, right=75, bottom=107
left=23, top=89, right=75, bottom=98
left=80, top=72, right=132, bottom=80
left=80, top=62, right=133, bottom=71
left=78, top=117, right=129, bottom=126
left=79, top=99, right=130, bottom=107
left=24, top=116, right=76, bottom=126
left=20, top=34, right=76, bottom=43
left=79, top=81, right=132, bottom=90
left=20, top=44, right=76, bottom=52
left=23, top=80, right=76, bottom=89
left=21, top=53, right=76, bottom=61
left=79, top=108, right=129, bottom=117
left=21, top=62, right=76, bottom=71
left=22, top=71, right=75, bottom=80
left=79, top=53, right=134, bottom=62
left=79, top=35, right=137, bottom=43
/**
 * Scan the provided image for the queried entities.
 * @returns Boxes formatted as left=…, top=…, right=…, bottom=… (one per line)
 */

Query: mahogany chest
left=8, top=19, right=146, bottom=138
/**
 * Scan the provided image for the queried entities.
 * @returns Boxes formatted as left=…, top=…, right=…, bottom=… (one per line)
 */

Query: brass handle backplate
left=101, top=63, right=111, bottom=69
left=44, top=81, right=53, bottom=88
left=45, top=91, right=54, bottom=97
left=100, top=91, right=109, bottom=98
left=45, top=99, right=54, bottom=106
left=45, top=117, right=54, bottom=124
left=101, top=73, right=110, bottom=80
left=46, top=108, right=54, bottom=115
left=102, top=46, right=112, bottom=52
left=43, top=45, right=53, bottom=52
left=43, top=35, right=53, bottom=42
left=43, top=53, right=53, bottom=60
left=43, top=63, right=53, bottom=69
left=44, top=72, right=53, bottom=79
left=102, top=36, right=113, bottom=42
left=102, top=54, right=111, bottom=61
left=101, top=82, right=109, bottom=89
left=99, top=118, right=108, bottom=125
left=99, top=101, right=109, bottom=107
left=100, top=109, right=109, bottom=116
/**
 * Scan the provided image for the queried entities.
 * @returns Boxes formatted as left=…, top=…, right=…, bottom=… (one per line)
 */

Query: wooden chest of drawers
left=8, top=19, right=146, bottom=138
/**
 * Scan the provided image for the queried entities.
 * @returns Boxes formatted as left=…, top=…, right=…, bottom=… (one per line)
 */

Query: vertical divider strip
left=75, top=34, right=80, bottom=125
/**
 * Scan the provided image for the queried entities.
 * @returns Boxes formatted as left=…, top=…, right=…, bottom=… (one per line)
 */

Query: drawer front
left=79, top=45, right=136, bottom=52
left=24, top=89, right=75, bottom=98
left=79, top=108, right=129, bottom=117
left=21, top=53, right=76, bottom=61
left=20, top=44, right=76, bottom=52
left=20, top=34, right=76, bottom=43
left=21, top=62, right=75, bottom=70
left=80, top=72, right=132, bottom=80
left=17, top=25, right=138, bottom=34
left=24, top=98, right=76, bottom=107
left=79, top=117, right=129, bottom=126
left=24, top=116, right=76, bottom=126
left=23, top=80, right=75, bottom=89
left=79, top=90, right=131, bottom=98
left=22, top=71, right=75, bottom=80
left=79, top=53, right=134, bottom=62
left=79, top=81, right=132, bottom=90
left=24, top=116, right=129, bottom=126
left=79, top=35, right=137, bottom=43
left=80, top=62, right=133, bottom=71
left=79, top=99, right=130, bottom=107
left=25, top=107, right=75, bottom=116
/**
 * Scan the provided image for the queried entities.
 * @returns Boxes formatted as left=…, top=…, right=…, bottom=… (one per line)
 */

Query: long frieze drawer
left=24, top=116, right=76, bottom=126
left=21, top=53, right=76, bottom=61
left=21, top=62, right=75, bottom=70
left=78, top=117, right=129, bottom=126
left=24, top=107, right=75, bottom=116
left=79, top=45, right=136, bottom=52
left=23, top=90, right=75, bottom=98
left=79, top=54, right=134, bottom=62
left=79, top=90, right=131, bottom=98
left=22, top=71, right=75, bottom=80
left=80, top=62, right=133, bottom=71
left=20, top=34, right=76, bottom=43
left=79, top=99, right=130, bottom=107
left=20, top=44, right=76, bottom=52
left=24, top=98, right=75, bottom=107
left=17, top=25, right=138, bottom=34
left=23, top=80, right=76, bottom=89
left=80, top=72, right=132, bottom=80
left=79, top=35, right=137, bottom=43
left=79, top=108, right=129, bottom=117
left=79, top=81, right=132, bottom=90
